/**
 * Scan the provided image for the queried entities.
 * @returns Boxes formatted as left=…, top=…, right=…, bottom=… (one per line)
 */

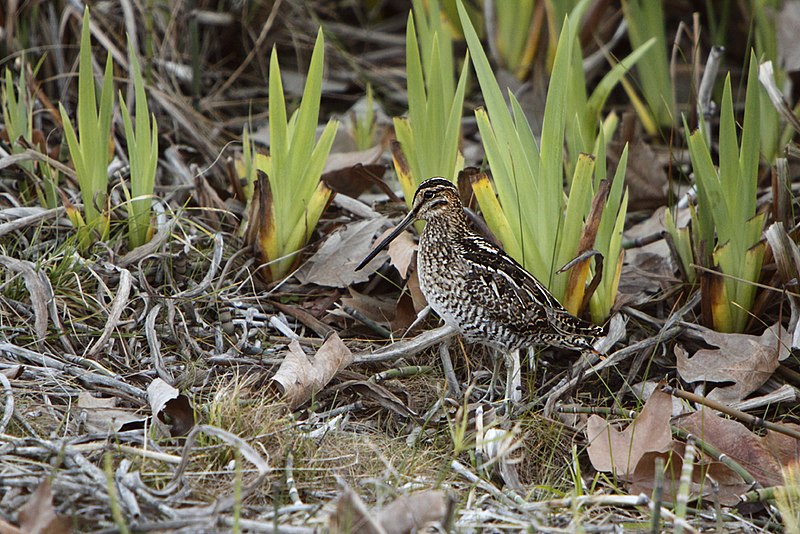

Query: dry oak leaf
left=676, top=322, right=789, bottom=404
left=330, top=486, right=382, bottom=534
left=330, top=379, right=420, bottom=422
left=586, top=388, right=673, bottom=478
left=675, top=407, right=799, bottom=487
left=609, top=139, right=669, bottom=211
left=1, top=364, right=23, bottom=379
left=630, top=445, right=750, bottom=506
left=321, top=143, right=386, bottom=198
left=763, top=423, right=800, bottom=468
left=271, top=332, right=353, bottom=410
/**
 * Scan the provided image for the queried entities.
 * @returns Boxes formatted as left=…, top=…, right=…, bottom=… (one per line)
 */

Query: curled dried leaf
left=271, top=333, right=353, bottom=409
left=147, top=378, right=194, bottom=437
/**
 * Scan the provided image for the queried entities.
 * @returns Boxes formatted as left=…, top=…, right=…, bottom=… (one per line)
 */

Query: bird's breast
left=416, top=236, right=468, bottom=326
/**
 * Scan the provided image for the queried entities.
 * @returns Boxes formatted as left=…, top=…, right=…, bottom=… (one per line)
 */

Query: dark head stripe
left=418, top=177, right=455, bottom=191
left=414, top=178, right=457, bottom=203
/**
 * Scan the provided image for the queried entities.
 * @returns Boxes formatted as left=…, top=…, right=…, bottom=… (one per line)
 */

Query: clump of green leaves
left=393, top=0, right=470, bottom=209
left=2, top=65, right=32, bottom=152
left=3, top=61, right=59, bottom=209
left=120, top=41, right=159, bottom=250
left=59, top=6, right=115, bottom=246
left=243, top=29, right=339, bottom=282
left=457, top=0, right=634, bottom=323
left=667, top=51, right=765, bottom=333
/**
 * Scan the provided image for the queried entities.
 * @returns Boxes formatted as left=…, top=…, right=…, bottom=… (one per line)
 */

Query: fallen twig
left=354, top=324, right=459, bottom=364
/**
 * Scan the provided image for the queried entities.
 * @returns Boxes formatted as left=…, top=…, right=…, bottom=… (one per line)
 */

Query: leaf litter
left=0, top=3, right=799, bottom=533
left=676, top=322, right=790, bottom=403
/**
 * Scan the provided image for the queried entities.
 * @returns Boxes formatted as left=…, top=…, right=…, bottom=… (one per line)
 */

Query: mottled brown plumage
left=356, top=177, right=603, bottom=355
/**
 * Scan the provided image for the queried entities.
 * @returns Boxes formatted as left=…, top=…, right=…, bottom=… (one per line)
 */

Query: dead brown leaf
left=338, top=283, right=420, bottom=334
left=340, top=288, right=398, bottom=326
left=357, top=224, right=418, bottom=279
left=271, top=333, right=354, bottom=409
left=763, top=423, right=800, bottom=468
left=321, top=143, right=386, bottom=198
left=15, top=480, right=71, bottom=534
left=77, top=392, right=143, bottom=434
left=296, top=218, right=389, bottom=287
left=323, top=163, right=388, bottom=199
left=617, top=207, right=681, bottom=306
left=0, top=517, right=22, bottom=534
left=387, top=230, right=416, bottom=279
left=630, top=446, right=749, bottom=506
left=675, top=408, right=797, bottom=487
left=375, top=490, right=449, bottom=534
left=609, top=139, right=668, bottom=210
left=406, top=268, right=427, bottom=313
left=147, top=378, right=194, bottom=437
left=676, top=323, right=789, bottom=404
left=322, top=144, right=384, bottom=175
left=329, top=486, right=448, bottom=534
left=586, top=388, right=673, bottom=477
left=390, top=292, right=418, bottom=333
left=269, top=299, right=335, bottom=338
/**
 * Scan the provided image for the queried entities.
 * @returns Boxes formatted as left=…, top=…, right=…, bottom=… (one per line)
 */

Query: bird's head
left=354, top=177, right=462, bottom=271
left=410, top=177, right=462, bottom=221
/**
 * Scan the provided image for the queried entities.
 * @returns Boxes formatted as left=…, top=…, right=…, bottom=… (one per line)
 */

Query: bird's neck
left=421, top=208, right=471, bottom=240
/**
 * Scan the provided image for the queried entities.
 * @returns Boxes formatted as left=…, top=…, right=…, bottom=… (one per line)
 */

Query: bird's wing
left=462, top=235, right=603, bottom=339
left=460, top=235, right=555, bottom=330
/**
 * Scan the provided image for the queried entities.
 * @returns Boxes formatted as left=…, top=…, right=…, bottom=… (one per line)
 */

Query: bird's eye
left=422, top=190, right=434, bottom=200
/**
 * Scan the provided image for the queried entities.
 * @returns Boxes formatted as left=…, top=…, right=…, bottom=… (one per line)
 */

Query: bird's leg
left=439, top=339, right=461, bottom=398
left=504, top=348, right=522, bottom=405
left=526, top=346, right=537, bottom=375
left=486, top=350, right=502, bottom=402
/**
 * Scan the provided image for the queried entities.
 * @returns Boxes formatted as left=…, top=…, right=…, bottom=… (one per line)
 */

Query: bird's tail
left=544, top=311, right=605, bottom=356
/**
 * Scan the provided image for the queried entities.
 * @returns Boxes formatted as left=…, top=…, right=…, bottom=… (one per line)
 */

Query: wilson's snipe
left=356, top=177, right=604, bottom=402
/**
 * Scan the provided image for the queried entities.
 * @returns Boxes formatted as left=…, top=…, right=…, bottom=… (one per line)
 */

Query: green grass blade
left=739, top=51, right=761, bottom=222
left=717, top=75, right=738, bottom=242
left=59, top=103, right=84, bottom=180
left=77, top=7, right=96, bottom=150
left=288, top=29, right=325, bottom=187
left=585, top=38, right=656, bottom=125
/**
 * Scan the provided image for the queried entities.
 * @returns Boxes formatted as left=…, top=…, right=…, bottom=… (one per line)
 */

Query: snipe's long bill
left=355, top=208, right=418, bottom=271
